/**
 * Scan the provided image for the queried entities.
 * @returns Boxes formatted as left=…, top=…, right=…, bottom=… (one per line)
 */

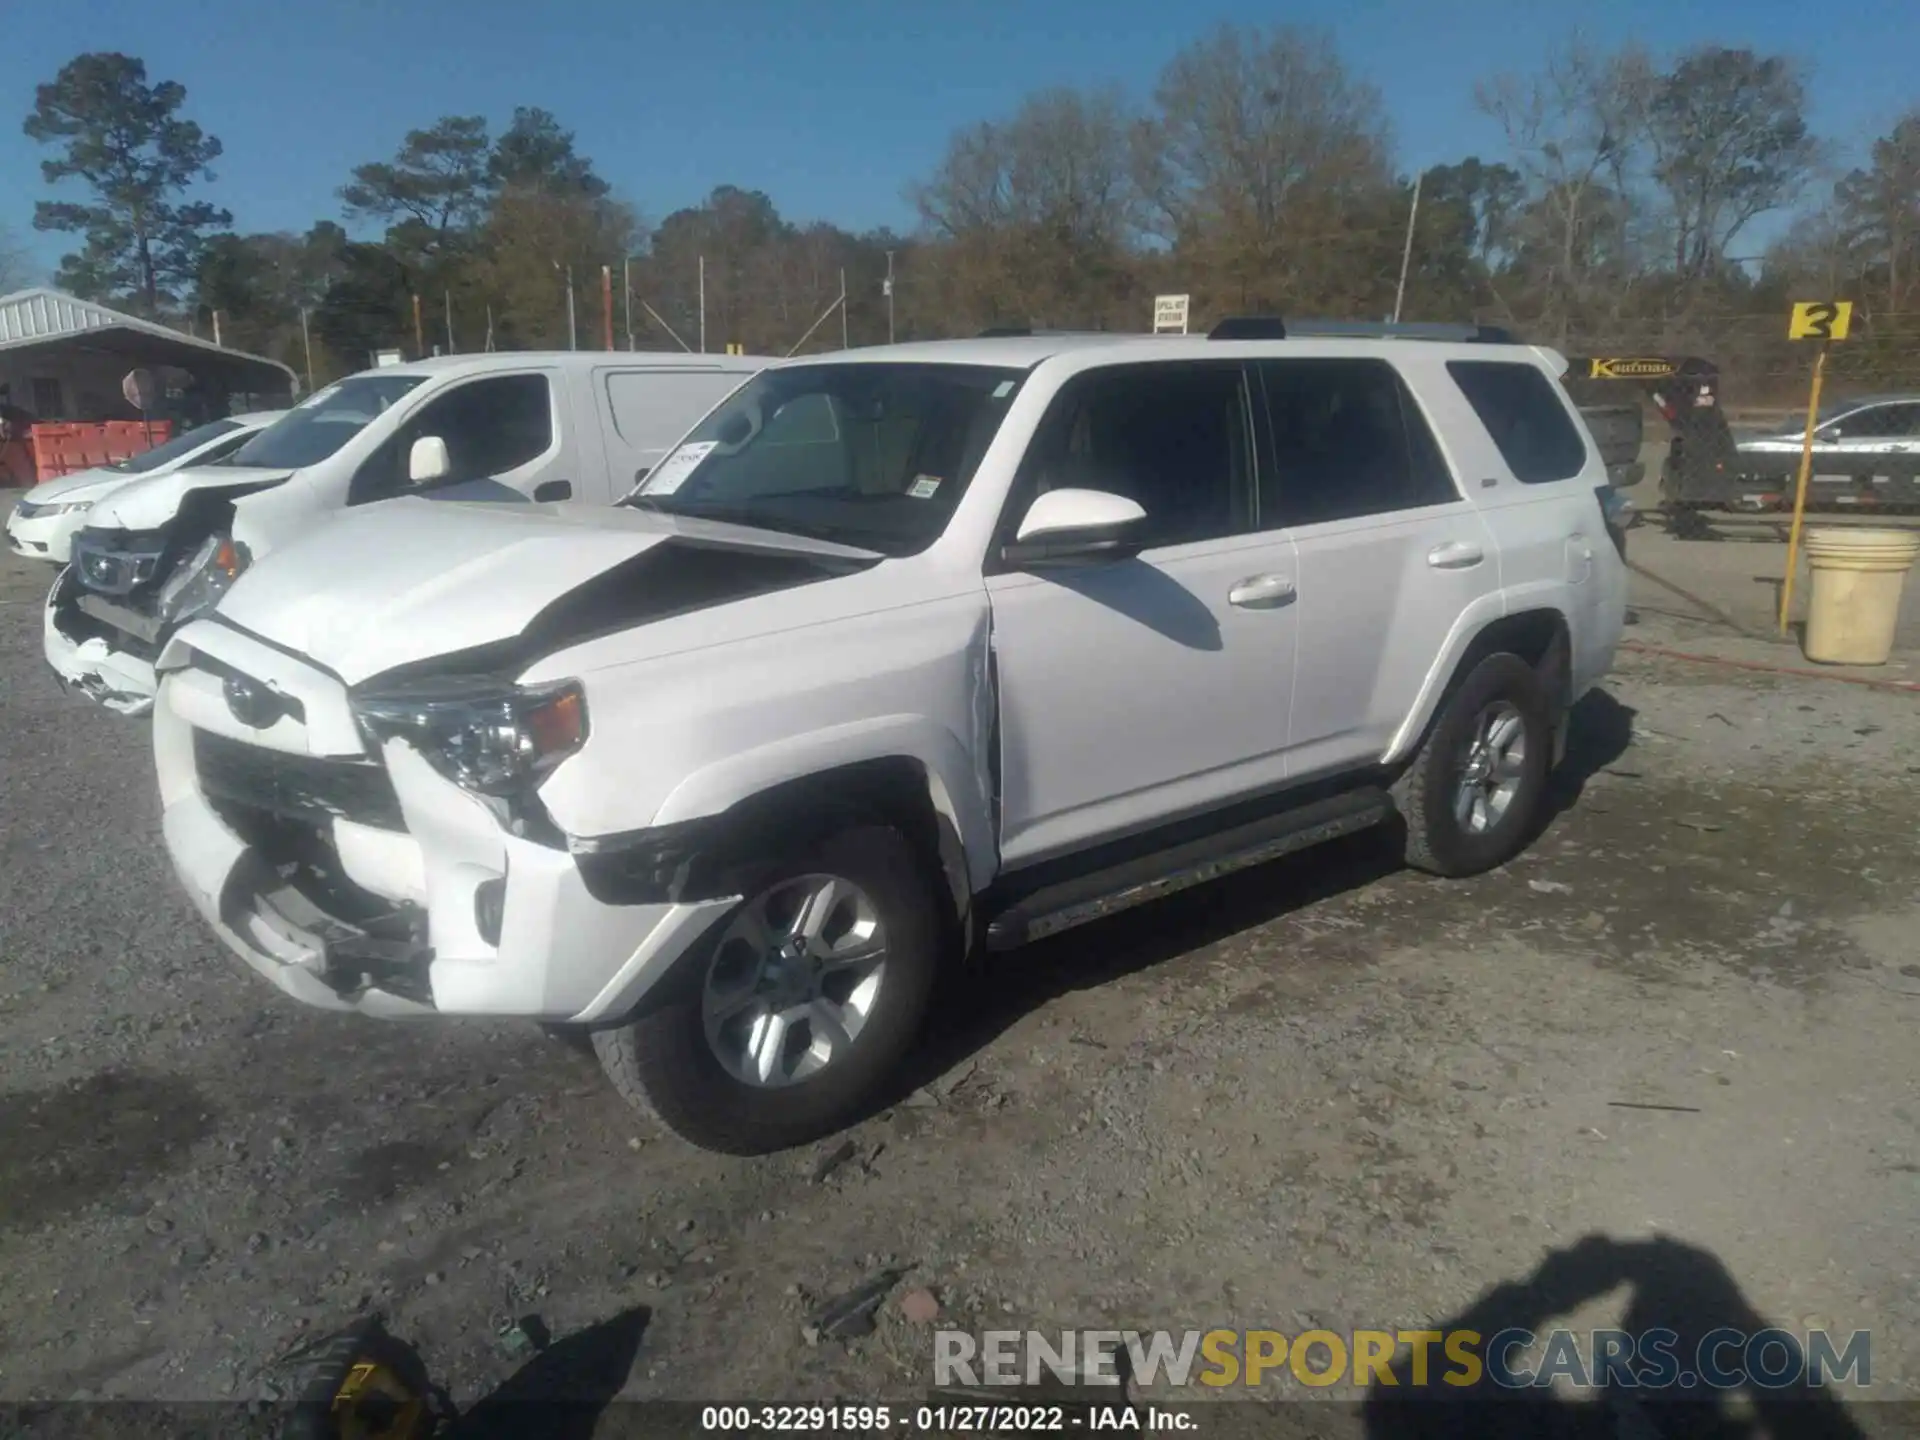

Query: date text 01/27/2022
left=698, top=1403, right=1197, bottom=1432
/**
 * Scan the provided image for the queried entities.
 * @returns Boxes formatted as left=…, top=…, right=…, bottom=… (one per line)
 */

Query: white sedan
left=1738, top=394, right=1920, bottom=461
left=5, top=412, right=281, bottom=564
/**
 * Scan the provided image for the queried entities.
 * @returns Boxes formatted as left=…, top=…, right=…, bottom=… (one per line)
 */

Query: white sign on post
left=1153, top=294, right=1191, bottom=334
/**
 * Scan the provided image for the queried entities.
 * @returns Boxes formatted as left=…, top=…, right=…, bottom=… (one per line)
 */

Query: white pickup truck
left=46, top=350, right=769, bottom=713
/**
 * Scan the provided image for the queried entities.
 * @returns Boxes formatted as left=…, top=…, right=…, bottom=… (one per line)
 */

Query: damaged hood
left=87, top=464, right=296, bottom=531
left=212, top=496, right=878, bottom=685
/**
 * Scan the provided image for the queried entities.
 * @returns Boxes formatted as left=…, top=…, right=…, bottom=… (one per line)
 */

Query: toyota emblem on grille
left=224, top=675, right=277, bottom=728
left=83, top=554, right=116, bottom=586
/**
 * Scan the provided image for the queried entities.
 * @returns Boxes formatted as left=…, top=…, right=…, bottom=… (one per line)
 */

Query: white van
left=46, top=350, right=771, bottom=713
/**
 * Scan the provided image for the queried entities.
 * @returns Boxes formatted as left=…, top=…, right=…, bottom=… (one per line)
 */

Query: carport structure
left=0, top=287, right=296, bottom=427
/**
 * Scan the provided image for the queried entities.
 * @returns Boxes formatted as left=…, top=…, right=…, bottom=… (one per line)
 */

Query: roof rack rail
left=1207, top=317, right=1519, bottom=344
left=977, top=327, right=1104, bottom=339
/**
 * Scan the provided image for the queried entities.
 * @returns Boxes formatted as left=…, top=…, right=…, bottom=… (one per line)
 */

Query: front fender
left=648, top=714, right=997, bottom=896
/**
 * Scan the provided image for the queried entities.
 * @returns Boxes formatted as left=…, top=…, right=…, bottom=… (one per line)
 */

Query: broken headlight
left=352, top=676, right=588, bottom=796
left=156, top=534, right=250, bottom=625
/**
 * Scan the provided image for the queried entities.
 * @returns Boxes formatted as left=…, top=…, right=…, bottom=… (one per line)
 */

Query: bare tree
left=1135, top=25, right=1395, bottom=314
left=1645, top=47, right=1818, bottom=280
left=913, top=87, right=1140, bottom=328
left=1836, top=112, right=1920, bottom=316
left=1763, top=209, right=1856, bottom=299
left=1477, top=37, right=1649, bottom=341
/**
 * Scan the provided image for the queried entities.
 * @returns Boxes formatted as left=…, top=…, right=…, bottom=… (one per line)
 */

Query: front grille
left=195, top=729, right=406, bottom=831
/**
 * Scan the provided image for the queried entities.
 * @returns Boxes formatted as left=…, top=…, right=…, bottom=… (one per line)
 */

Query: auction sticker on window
left=908, top=474, right=943, bottom=499
left=643, top=440, right=717, bottom=495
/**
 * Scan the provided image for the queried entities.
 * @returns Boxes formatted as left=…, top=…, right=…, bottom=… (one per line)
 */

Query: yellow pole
left=1777, top=342, right=1829, bottom=635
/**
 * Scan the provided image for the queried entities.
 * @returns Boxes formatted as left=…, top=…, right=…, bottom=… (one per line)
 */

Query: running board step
left=982, top=788, right=1393, bottom=950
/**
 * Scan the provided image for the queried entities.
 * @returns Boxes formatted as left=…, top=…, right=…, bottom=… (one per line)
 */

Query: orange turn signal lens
left=526, top=685, right=587, bottom=760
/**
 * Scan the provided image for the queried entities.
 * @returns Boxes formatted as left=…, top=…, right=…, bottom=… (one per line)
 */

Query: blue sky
left=4, top=0, right=1916, bottom=276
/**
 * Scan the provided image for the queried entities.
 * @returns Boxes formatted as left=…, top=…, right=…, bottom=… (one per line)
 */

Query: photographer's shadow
left=448, top=1307, right=649, bottom=1440
left=1363, top=1234, right=1867, bottom=1440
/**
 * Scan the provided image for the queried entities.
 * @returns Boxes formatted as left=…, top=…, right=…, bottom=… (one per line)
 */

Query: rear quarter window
left=605, top=370, right=750, bottom=449
left=1448, top=360, right=1589, bottom=483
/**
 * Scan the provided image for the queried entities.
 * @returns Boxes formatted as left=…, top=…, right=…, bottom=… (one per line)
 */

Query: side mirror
left=633, top=465, right=651, bottom=485
left=1001, top=488, right=1149, bottom=568
left=533, top=480, right=572, bottom=503
left=408, top=435, right=451, bottom=484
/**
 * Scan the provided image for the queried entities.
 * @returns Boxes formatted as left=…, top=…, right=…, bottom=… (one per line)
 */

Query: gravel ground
left=1, top=518, right=1917, bottom=1434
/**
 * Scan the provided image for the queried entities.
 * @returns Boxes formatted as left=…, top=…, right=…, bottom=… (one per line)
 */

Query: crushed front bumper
left=43, top=573, right=159, bottom=715
left=154, top=625, right=736, bottom=1021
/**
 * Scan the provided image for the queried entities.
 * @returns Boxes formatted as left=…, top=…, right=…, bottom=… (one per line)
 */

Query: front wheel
left=592, top=825, right=943, bottom=1155
left=1393, top=652, right=1553, bottom=878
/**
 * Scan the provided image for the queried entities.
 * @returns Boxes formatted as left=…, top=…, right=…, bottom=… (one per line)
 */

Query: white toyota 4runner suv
left=153, top=322, right=1627, bottom=1154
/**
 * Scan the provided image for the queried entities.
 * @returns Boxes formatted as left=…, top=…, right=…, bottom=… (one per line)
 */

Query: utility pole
left=1392, top=172, right=1422, bottom=325
left=884, top=250, right=895, bottom=344
left=839, top=269, right=849, bottom=350
left=411, top=294, right=424, bottom=357
left=623, top=257, right=634, bottom=351
left=559, top=264, right=577, bottom=351
left=601, top=266, right=614, bottom=350
left=299, top=306, right=315, bottom=392
left=444, top=290, right=455, bottom=353
left=698, top=255, right=706, bottom=353
left=212, top=310, right=224, bottom=347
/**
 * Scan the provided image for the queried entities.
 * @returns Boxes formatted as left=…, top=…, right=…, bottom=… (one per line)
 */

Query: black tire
left=1392, top=652, right=1553, bottom=878
left=591, top=825, right=943, bottom=1155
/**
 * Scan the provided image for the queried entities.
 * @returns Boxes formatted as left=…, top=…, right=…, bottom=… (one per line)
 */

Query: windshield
left=227, top=374, right=427, bottom=470
left=107, top=419, right=243, bottom=473
left=622, top=362, right=1026, bottom=555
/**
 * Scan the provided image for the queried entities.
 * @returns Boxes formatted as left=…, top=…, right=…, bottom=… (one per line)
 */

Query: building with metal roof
left=0, top=287, right=296, bottom=427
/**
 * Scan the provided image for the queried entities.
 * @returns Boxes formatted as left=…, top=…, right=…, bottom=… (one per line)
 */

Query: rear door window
left=1257, top=359, right=1459, bottom=526
left=1830, top=403, right=1920, bottom=440
left=1447, top=360, right=1588, bottom=483
left=605, top=370, right=749, bottom=449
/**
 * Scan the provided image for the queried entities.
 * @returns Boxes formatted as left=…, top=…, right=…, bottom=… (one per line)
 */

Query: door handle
left=1228, top=573, right=1296, bottom=609
left=1427, top=541, right=1484, bottom=570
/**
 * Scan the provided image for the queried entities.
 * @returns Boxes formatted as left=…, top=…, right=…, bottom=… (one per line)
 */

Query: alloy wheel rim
left=700, top=873, right=888, bottom=1089
left=1454, top=701, right=1527, bottom=836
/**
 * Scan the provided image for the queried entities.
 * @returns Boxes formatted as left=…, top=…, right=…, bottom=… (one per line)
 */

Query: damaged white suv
left=154, top=322, right=1627, bottom=1154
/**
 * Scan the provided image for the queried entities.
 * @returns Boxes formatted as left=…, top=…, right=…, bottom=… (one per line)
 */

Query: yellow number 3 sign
left=1788, top=301, right=1853, bottom=341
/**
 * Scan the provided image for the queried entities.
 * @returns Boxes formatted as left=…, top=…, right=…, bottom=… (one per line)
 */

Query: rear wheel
left=592, top=825, right=942, bottom=1154
left=1394, top=652, right=1553, bottom=877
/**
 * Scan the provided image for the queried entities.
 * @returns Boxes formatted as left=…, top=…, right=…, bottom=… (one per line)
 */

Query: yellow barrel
left=1800, top=527, right=1920, bottom=665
